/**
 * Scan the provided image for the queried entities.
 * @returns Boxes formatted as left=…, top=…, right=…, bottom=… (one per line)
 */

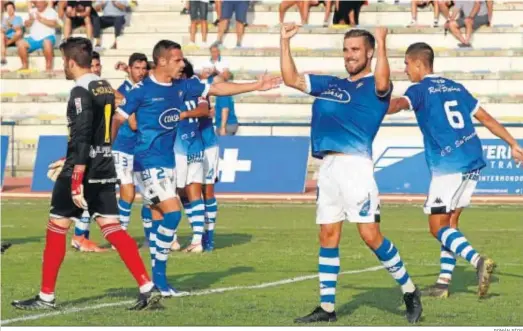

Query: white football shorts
left=423, top=169, right=480, bottom=215
left=203, top=146, right=219, bottom=185
left=175, top=153, right=204, bottom=188
left=316, top=154, right=380, bottom=224
left=134, top=167, right=177, bottom=206
left=112, top=151, right=134, bottom=185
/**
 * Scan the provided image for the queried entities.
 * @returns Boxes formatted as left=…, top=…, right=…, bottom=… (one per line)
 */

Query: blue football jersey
left=306, top=73, right=391, bottom=159
left=174, top=97, right=205, bottom=162
left=117, top=75, right=209, bottom=171
left=404, top=74, right=485, bottom=175
left=113, top=79, right=136, bottom=154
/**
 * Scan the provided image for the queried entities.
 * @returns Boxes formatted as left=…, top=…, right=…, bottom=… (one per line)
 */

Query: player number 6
left=444, top=100, right=465, bottom=129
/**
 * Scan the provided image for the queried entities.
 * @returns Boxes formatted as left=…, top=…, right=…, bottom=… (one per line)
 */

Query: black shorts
left=189, top=1, right=209, bottom=21
left=71, top=16, right=87, bottom=30
left=49, top=176, right=119, bottom=221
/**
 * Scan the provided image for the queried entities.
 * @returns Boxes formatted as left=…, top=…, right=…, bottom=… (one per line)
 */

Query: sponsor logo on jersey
left=74, top=98, right=82, bottom=114
left=317, top=88, right=351, bottom=103
left=158, top=108, right=181, bottom=129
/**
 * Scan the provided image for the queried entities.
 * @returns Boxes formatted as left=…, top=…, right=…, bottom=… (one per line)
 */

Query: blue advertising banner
left=0, top=136, right=9, bottom=189
left=215, top=136, right=310, bottom=193
left=31, top=136, right=68, bottom=192
left=374, top=139, right=523, bottom=195
left=31, top=135, right=311, bottom=194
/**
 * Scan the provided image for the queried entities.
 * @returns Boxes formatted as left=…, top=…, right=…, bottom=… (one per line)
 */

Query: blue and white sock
left=437, top=226, right=480, bottom=268
left=437, top=245, right=456, bottom=285
left=319, top=247, right=340, bottom=313
left=373, top=238, right=416, bottom=294
left=74, top=210, right=91, bottom=238
left=153, top=211, right=181, bottom=291
left=189, top=199, right=205, bottom=245
left=204, top=198, right=217, bottom=245
left=149, top=220, right=160, bottom=269
left=118, top=199, right=132, bottom=230
left=141, top=205, right=152, bottom=244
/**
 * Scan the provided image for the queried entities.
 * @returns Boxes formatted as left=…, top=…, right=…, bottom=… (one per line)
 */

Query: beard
left=345, top=60, right=367, bottom=76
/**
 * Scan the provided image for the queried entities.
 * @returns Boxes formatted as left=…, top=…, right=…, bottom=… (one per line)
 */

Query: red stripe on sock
left=41, top=221, right=68, bottom=295
left=102, top=224, right=151, bottom=287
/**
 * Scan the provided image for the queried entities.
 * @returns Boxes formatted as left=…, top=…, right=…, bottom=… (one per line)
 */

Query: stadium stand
left=1, top=0, right=522, bottom=175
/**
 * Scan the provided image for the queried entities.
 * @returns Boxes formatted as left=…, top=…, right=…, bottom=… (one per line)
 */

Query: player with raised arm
left=281, top=24, right=422, bottom=324
left=387, top=42, right=523, bottom=298
left=12, top=38, right=160, bottom=311
left=111, top=40, right=280, bottom=296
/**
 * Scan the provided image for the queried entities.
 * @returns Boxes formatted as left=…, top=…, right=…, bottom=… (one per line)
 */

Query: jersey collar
left=423, top=74, right=439, bottom=79
left=347, top=72, right=374, bottom=82
left=149, top=72, right=172, bottom=86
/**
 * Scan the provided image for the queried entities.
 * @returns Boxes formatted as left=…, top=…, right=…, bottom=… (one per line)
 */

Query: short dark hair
left=128, top=52, right=148, bottom=67
left=344, top=29, right=375, bottom=50
left=182, top=58, right=194, bottom=78
left=92, top=51, right=100, bottom=61
left=60, top=37, right=92, bottom=69
left=152, top=40, right=181, bottom=65
left=406, top=42, right=434, bottom=68
left=4, top=1, right=15, bottom=10
left=147, top=61, right=155, bottom=70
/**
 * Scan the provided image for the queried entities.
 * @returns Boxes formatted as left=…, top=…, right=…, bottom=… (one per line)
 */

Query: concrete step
left=2, top=70, right=523, bottom=95
left=122, top=4, right=523, bottom=28
left=1, top=94, right=521, bottom=128
left=68, top=26, right=523, bottom=49
left=4, top=47, right=523, bottom=73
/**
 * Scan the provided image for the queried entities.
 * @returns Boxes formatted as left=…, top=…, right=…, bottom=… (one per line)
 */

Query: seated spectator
left=333, top=0, right=364, bottom=26
left=1, top=1, right=23, bottom=65
left=188, top=0, right=209, bottom=47
left=211, top=75, right=237, bottom=136
left=444, top=0, right=488, bottom=47
left=408, top=1, right=440, bottom=27
left=63, top=1, right=98, bottom=42
left=215, top=94, right=238, bottom=136
left=279, top=0, right=307, bottom=25
left=16, top=0, right=57, bottom=71
left=93, top=0, right=129, bottom=49
left=436, top=0, right=454, bottom=20
left=211, top=0, right=222, bottom=26
left=215, top=0, right=249, bottom=48
left=199, top=44, right=231, bottom=82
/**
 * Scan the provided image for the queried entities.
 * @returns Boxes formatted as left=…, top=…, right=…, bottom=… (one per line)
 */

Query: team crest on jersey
left=317, top=88, right=351, bottom=103
left=74, top=98, right=82, bottom=114
left=120, top=98, right=127, bottom=106
left=158, top=108, right=181, bottom=129
left=356, top=82, right=363, bottom=89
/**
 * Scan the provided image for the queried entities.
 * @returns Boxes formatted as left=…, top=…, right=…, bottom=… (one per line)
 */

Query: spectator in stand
left=436, top=0, right=455, bottom=20
left=199, top=44, right=231, bottom=82
left=486, top=0, right=493, bottom=26
left=215, top=0, right=249, bottom=48
left=189, top=0, right=209, bottom=47
left=408, top=1, right=440, bottom=27
left=63, top=1, right=97, bottom=43
left=91, top=50, right=101, bottom=76
left=93, top=0, right=129, bottom=49
left=279, top=1, right=308, bottom=25
left=16, top=0, right=57, bottom=71
left=213, top=77, right=238, bottom=136
left=444, top=0, right=489, bottom=48
left=211, top=0, right=222, bottom=26
left=48, top=0, right=67, bottom=19
left=333, top=0, right=364, bottom=26
left=1, top=1, right=23, bottom=65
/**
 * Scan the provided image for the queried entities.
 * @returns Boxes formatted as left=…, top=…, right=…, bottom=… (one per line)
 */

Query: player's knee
left=48, top=218, right=71, bottom=229
left=319, top=225, right=340, bottom=246
left=358, top=225, right=382, bottom=249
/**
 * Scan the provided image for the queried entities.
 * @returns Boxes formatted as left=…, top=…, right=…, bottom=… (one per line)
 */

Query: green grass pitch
left=1, top=199, right=522, bottom=326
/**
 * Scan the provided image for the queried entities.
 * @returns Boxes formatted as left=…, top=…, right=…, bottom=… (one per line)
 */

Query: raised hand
left=281, top=23, right=300, bottom=40
left=256, top=72, right=282, bottom=91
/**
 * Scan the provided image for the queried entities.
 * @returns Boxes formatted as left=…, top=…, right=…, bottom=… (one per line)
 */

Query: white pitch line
left=1, top=265, right=384, bottom=326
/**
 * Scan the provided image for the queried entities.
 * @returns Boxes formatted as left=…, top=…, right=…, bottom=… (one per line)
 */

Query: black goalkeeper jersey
left=59, top=73, right=117, bottom=183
